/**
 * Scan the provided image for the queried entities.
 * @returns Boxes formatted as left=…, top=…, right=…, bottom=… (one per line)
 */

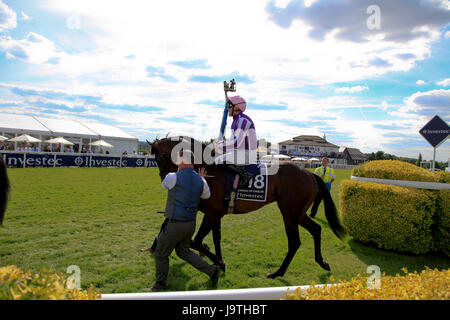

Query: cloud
left=437, top=78, right=450, bottom=87
left=266, top=0, right=450, bottom=43
left=145, top=65, right=178, bottom=82
left=416, top=80, right=427, bottom=85
left=402, top=89, right=450, bottom=118
left=30, top=100, right=89, bottom=113
left=0, top=32, right=62, bottom=64
left=170, top=59, right=211, bottom=69
left=335, top=85, right=368, bottom=93
left=189, top=72, right=255, bottom=84
left=0, top=0, right=16, bottom=31
left=411, top=90, right=450, bottom=108
left=445, top=30, right=450, bottom=38
left=20, top=11, right=31, bottom=21
left=396, top=53, right=416, bottom=60
left=368, top=57, right=392, bottom=68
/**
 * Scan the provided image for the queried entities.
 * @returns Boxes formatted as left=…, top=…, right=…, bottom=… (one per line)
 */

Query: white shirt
left=162, top=172, right=211, bottom=199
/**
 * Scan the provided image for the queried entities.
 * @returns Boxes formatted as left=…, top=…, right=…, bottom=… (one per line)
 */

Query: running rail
left=350, top=176, right=450, bottom=190
left=101, top=284, right=326, bottom=300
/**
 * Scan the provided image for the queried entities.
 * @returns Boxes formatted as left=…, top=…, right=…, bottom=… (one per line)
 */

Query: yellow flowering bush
left=0, top=265, right=101, bottom=300
left=340, top=180, right=435, bottom=254
left=285, top=268, right=449, bottom=300
left=352, top=160, right=439, bottom=182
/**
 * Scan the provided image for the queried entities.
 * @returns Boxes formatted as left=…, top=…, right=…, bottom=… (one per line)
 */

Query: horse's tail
left=0, top=156, right=10, bottom=225
left=312, top=174, right=345, bottom=239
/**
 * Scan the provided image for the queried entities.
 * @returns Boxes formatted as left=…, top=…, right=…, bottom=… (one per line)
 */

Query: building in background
left=341, top=147, right=366, bottom=165
left=0, top=113, right=138, bottom=155
left=278, top=135, right=340, bottom=158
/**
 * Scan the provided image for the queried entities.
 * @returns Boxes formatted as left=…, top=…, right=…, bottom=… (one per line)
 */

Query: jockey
left=214, top=95, right=257, bottom=182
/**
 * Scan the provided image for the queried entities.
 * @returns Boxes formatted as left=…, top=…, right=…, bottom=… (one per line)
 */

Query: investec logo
left=74, top=156, right=126, bottom=167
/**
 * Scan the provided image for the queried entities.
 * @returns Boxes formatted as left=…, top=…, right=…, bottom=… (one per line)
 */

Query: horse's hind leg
left=309, top=192, right=321, bottom=218
left=299, top=214, right=331, bottom=271
left=267, top=218, right=300, bottom=279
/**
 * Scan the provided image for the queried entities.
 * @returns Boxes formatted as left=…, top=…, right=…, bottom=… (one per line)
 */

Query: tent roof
left=0, top=113, right=49, bottom=134
left=82, top=122, right=137, bottom=140
left=0, top=113, right=138, bottom=140
left=35, top=116, right=97, bottom=136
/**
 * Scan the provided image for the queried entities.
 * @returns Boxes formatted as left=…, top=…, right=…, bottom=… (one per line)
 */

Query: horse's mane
left=159, top=136, right=208, bottom=148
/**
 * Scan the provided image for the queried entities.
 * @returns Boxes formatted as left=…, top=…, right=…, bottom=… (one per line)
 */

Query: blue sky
left=0, top=0, right=449, bottom=161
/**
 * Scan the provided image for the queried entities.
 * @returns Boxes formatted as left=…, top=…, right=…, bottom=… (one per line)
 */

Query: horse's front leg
left=191, top=214, right=221, bottom=265
left=212, top=219, right=226, bottom=272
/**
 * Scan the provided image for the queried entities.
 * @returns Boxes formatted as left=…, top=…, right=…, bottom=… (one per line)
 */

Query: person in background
left=310, top=157, right=336, bottom=218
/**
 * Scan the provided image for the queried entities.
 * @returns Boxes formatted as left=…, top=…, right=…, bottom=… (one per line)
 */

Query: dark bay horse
left=0, top=156, right=10, bottom=225
left=149, top=136, right=345, bottom=278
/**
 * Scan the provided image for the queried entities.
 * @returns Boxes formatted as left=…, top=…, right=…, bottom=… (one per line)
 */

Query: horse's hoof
left=267, top=271, right=280, bottom=279
left=319, top=261, right=331, bottom=271
left=219, top=261, right=226, bottom=272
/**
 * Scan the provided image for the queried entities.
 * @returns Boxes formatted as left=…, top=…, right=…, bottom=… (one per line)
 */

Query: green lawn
left=0, top=167, right=448, bottom=293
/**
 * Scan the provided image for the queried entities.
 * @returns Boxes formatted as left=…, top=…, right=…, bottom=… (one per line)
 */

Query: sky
left=0, top=0, right=449, bottom=161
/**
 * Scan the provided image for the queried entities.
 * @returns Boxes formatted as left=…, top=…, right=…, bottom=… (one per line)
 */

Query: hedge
left=340, top=180, right=435, bottom=254
left=285, top=268, right=449, bottom=300
left=352, top=160, right=439, bottom=182
left=340, top=160, right=449, bottom=256
left=433, top=190, right=450, bottom=256
left=0, top=265, right=101, bottom=300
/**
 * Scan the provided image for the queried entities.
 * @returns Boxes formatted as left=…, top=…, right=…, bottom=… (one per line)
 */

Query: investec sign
left=419, top=115, right=449, bottom=148
left=2, top=153, right=157, bottom=168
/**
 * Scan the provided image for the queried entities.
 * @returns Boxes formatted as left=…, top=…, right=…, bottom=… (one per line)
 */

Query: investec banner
left=1, top=152, right=157, bottom=168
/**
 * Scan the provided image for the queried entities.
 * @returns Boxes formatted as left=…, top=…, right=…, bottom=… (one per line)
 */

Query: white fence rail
left=101, top=284, right=326, bottom=300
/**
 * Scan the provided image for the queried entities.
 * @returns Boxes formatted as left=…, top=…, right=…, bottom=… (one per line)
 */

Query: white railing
left=101, top=284, right=326, bottom=300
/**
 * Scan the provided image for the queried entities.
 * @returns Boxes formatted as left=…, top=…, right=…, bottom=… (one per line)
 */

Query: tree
left=375, top=150, right=385, bottom=160
left=416, top=153, right=422, bottom=167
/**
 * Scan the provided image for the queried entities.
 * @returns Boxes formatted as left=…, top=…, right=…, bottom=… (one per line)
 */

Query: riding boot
left=225, top=164, right=253, bottom=187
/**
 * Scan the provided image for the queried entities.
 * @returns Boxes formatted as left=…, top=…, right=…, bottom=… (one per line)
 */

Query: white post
left=432, top=147, right=436, bottom=172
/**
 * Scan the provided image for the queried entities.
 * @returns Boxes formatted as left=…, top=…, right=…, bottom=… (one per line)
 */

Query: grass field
left=0, top=167, right=448, bottom=293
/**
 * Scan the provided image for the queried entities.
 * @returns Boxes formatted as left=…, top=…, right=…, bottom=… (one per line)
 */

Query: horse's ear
left=146, top=139, right=152, bottom=147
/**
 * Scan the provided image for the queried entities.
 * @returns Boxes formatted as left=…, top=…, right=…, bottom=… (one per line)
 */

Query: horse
left=148, top=136, right=346, bottom=278
left=0, top=155, right=10, bottom=225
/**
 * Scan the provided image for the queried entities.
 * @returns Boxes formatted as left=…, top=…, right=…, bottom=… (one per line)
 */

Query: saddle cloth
left=226, top=162, right=268, bottom=203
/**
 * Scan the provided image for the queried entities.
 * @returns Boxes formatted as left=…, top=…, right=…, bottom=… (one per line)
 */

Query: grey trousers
left=154, top=220, right=217, bottom=285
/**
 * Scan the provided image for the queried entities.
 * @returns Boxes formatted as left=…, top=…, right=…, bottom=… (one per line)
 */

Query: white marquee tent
left=0, top=113, right=138, bottom=155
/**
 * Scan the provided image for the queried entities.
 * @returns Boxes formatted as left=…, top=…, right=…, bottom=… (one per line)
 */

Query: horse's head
left=147, top=138, right=178, bottom=180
